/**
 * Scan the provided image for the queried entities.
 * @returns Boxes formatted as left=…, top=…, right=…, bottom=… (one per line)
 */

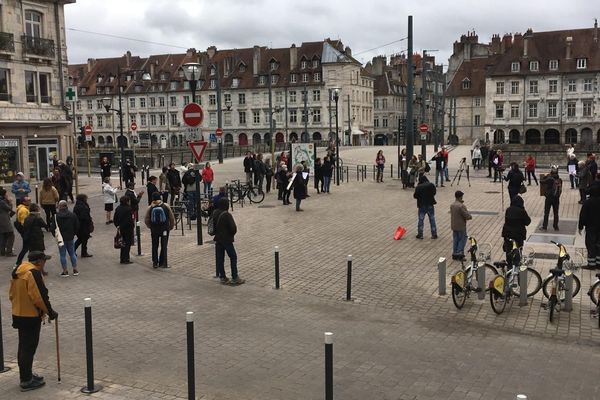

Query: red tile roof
left=445, top=56, right=498, bottom=97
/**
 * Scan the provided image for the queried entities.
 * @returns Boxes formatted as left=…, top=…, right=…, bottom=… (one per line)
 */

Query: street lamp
left=182, top=62, right=201, bottom=103
left=333, top=88, right=340, bottom=186
left=102, top=67, right=150, bottom=188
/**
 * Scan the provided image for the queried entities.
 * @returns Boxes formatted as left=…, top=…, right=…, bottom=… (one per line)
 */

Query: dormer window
left=270, top=61, right=277, bottom=71
left=239, top=63, right=246, bottom=72
left=462, top=78, right=471, bottom=90
left=109, top=75, right=115, bottom=83
left=210, top=67, right=216, bottom=76
left=259, top=76, right=266, bottom=85
left=271, top=75, right=278, bottom=84
left=209, top=79, right=216, bottom=89
left=290, top=74, right=297, bottom=83
left=302, top=73, right=309, bottom=83
left=577, top=58, right=587, bottom=69
left=549, top=59, right=559, bottom=70
left=312, top=59, right=319, bottom=68
left=301, top=60, right=308, bottom=69
left=96, top=75, right=103, bottom=83
left=511, top=62, right=520, bottom=72
left=159, top=73, right=166, bottom=80
left=529, top=61, right=539, bottom=71
left=232, top=78, right=240, bottom=88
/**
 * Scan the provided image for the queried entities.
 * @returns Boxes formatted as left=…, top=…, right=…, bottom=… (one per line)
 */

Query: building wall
left=446, top=95, right=486, bottom=144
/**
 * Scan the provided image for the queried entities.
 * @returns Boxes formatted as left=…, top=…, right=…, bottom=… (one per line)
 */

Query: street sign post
left=188, top=140, right=208, bottom=163
left=130, top=122, right=137, bottom=131
left=215, top=128, right=223, bottom=137
left=84, top=125, right=93, bottom=142
left=419, top=123, right=429, bottom=133
left=183, top=103, right=204, bottom=127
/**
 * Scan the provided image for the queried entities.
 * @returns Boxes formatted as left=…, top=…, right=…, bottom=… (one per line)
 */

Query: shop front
left=27, top=138, right=59, bottom=181
left=0, top=138, right=21, bottom=184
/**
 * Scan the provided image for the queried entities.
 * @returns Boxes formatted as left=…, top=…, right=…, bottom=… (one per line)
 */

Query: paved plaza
left=0, top=145, right=599, bottom=399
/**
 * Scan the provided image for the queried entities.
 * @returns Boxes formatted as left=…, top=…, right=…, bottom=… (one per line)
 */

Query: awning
left=351, top=128, right=366, bottom=136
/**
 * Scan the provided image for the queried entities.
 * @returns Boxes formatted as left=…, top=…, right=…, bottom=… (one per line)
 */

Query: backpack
left=150, top=204, right=167, bottom=226
left=424, top=162, right=431, bottom=173
left=207, top=212, right=223, bottom=236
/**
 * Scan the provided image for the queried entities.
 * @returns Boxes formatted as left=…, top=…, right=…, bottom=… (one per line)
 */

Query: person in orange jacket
left=9, top=251, right=57, bottom=392
left=201, top=162, right=214, bottom=198
left=524, top=154, right=538, bottom=186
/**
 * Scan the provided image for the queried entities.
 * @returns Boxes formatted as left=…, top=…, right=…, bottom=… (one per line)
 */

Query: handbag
left=114, top=229, right=125, bottom=249
left=54, top=215, right=64, bottom=248
left=519, top=183, right=527, bottom=194
left=207, top=212, right=223, bottom=236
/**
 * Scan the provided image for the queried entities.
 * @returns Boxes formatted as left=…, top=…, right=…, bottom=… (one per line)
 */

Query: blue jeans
left=452, top=230, right=467, bottom=256
left=59, top=240, right=77, bottom=270
left=203, top=182, right=212, bottom=198
left=323, top=176, right=331, bottom=192
left=444, top=166, right=449, bottom=180
left=215, top=241, right=238, bottom=280
left=435, top=169, right=444, bottom=186
left=417, top=206, right=437, bottom=237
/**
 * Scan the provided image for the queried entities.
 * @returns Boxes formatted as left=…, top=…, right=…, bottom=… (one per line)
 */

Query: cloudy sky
left=65, top=0, right=597, bottom=67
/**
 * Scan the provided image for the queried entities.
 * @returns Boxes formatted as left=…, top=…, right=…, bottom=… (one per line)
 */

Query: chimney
left=86, top=58, right=95, bottom=73
left=207, top=46, right=217, bottom=60
left=595, top=18, right=598, bottom=43
left=125, top=51, right=131, bottom=68
left=501, top=34, right=512, bottom=53
left=253, top=45, right=261, bottom=76
left=290, top=44, right=297, bottom=70
left=372, top=56, right=386, bottom=76
left=186, top=48, right=196, bottom=58
left=523, top=29, right=533, bottom=57
left=566, top=36, right=573, bottom=59
left=490, top=34, right=501, bottom=54
left=150, top=61, right=155, bottom=79
left=344, top=46, right=352, bottom=58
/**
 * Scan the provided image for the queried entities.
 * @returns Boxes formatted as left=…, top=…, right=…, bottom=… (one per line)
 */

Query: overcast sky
left=65, top=0, right=597, bottom=68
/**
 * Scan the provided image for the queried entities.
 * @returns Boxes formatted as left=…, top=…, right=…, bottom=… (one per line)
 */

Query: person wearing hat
left=450, top=191, right=472, bottom=261
left=9, top=250, right=57, bottom=392
left=540, top=166, right=562, bottom=231
left=11, top=172, right=31, bottom=206
left=144, top=191, right=175, bottom=268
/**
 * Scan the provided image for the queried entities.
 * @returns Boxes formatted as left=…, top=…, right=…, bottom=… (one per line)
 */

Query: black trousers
left=17, top=319, right=41, bottom=383
left=74, top=236, right=89, bottom=255
left=543, top=197, right=560, bottom=229
left=151, top=231, right=169, bottom=266
left=265, top=175, right=272, bottom=193
left=585, top=230, right=600, bottom=266
left=42, top=204, right=56, bottom=229
left=120, top=244, right=131, bottom=262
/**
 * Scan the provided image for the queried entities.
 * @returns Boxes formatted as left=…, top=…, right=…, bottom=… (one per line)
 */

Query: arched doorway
left=179, top=135, right=185, bottom=146
left=544, top=129, right=559, bottom=144
left=289, top=132, right=298, bottom=142
left=151, top=135, right=158, bottom=146
left=97, top=136, right=105, bottom=147
left=117, top=135, right=128, bottom=148
left=565, top=128, right=577, bottom=145
left=301, top=131, right=309, bottom=142
left=106, top=136, right=113, bottom=147
left=238, top=133, right=248, bottom=146
left=224, top=133, right=233, bottom=146
left=312, top=132, right=322, bottom=141
left=525, top=129, right=541, bottom=144
left=508, top=129, right=520, bottom=144
left=374, top=134, right=387, bottom=145
left=275, top=132, right=284, bottom=143
left=581, top=127, right=593, bottom=145
left=252, top=133, right=261, bottom=145
left=170, top=135, right=178, bottom=147
left=264, top=132, right=271, bottom=146
left=159, top=134, right=167, bottom=149
left=493, top=129, right=504, bottom=144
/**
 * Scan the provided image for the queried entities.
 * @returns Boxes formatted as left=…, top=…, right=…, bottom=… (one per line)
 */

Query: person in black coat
left=100, top=156, right=112, bottom=180
left=579, top=185, right=600, bottom=269
left=22, top=203, right=46, bottom=253
left=292, top=165, right=307, bottom=211
left=166, top=163, right=181, bottom=205
left=413, top=175, right=437, bottom=239
left=243, top=152, right=254, bottom=186
left=322, top=156, right=333, bottom=193
left=113, top=196, right=134, bottom=264
left=276, top=165, right=291, bottom=204
left=504, top=162, right=525, bottom=200
left=146, top=176, right=159, bottom=206
left=314, top=157, right=323, bottom=193
left=501, top=195, right=531, bottom=266
left=124, top=182, right=144, bottom=217
left=122, top=159, right=138, bottom=187
left=213, top=197, right=244, bottom=285
left=73, top=194, right=93, bottom=257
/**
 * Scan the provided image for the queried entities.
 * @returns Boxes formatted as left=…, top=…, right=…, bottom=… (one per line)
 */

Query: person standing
left=540, top=166, right=562, bottom=231
left=11, top=172, right=31, bottom=206
left=0, top=188, right=15, bottom=256
left=9, top=250, right=57, bottom=392
left=504, top=162, right=525, bottom=200
left=254, top=153, right=266, bottom=193
left=39, top=178, right=59, bottom=230
left=122, top=159, right=138, bottom=186
left=73, top=194, right=93, bottom=258
left=51, top=167, right=62, bottom=197
left=277, top=164, right=291, bottom=204
left=313, top=157, right=323, bottom=193
left=213, top=197, right=244, bottom=285
left=413, top=175, right=437, bottom=239
left=375, top=150, right=386, bottom=183
left=501, top=195, right=531, bottom=265
left=292, top=165, right=307, bottom=212
left=567, top=154, right=579, bottom=189
left=113, top=196, right=134, bottom=264
left=15, top=198, right=31, bottom=266
left=166, top=163, right=181, bottom=205
left=22, top=204, right=46, bottom=254
left=100, top=156, right=112, bottom=181
left=243, top=151, right=254, bottom=186
left=102, top=177, right=118, bottom=224
left=577, top=160, right=592, bottom=204
left=265, top=159, right=274, bottom=194
left=430, top=150, right=446, bottom=187
left=181, top=164, right=199, bottom=220
left=416, top=154, right=427, bottom=176
left=587, top=153, right=598, bottom=180
left=146, top=176, right=159, bottom=206
left=487, top=148, right=497, bottom=178
left=144, top=192, right=175, bottom=268
left=493, top=150, right=505, bottom=182
left=480, top=143, right=489, bottom=169
left=524, top=154, right=538, bottom=186
left=472, top=146, right=482, bottom=170
left=450, top=191, right=472, bottom=260
left=578, top=185, right=600, bottom=269
left=159, top=166, right=170, bottom=203
left=124, top=182, right=144, bottom=220
left=201, top=162, right=214, bottom=197
left=321, top=156, right=333, bottom=193
left=407, top=155, right=418, bottom=188
left=441, top=146, right=450, bottom=182
left=61, top=158, right=75, bottom=203
left=55, top=200, right=79, bottom=276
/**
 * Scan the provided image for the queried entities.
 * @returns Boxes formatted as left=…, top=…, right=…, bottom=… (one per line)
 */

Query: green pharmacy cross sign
left=65, top=86, right=77, bottom=102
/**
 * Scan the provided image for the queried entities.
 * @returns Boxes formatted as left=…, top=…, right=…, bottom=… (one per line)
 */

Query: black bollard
left=140, top=165, right=145, bottom=185
left=186, top=312, right=195, bottom=400
left=118, top=166, right=123, bottom=189
left=136, top=217, right=142, bottom=256
left=345, top=166, right=349, bottom=183
left=346, top=255, right=353, bottom=301
left=274, top=246, right=280, bottom=289
left=325, top=332, right=333, bottom=400
left=361, top=166, right=365, bottom=182
left=0, top=296, right=11, bottom=373
left=81, top=298, right=102, bottom=393
left=35, top=184, right=39, bottom=204
left=356, top=165, right=359, bottom=181
left=195, top=168, right=203, bottom=246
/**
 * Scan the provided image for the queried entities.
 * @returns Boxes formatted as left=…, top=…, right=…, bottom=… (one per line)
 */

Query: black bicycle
left=230, top=181, right=265, bottom=204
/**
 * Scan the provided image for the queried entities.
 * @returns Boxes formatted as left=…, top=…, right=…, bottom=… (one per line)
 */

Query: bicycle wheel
left=489, top=275, right=508, bottom=315
left=229, top=187, right=240, bottom=203
left=465, top=263, right=497, bottom=293
left=589, top=281, right=600, bottom=305
left=451, top=270, right=467, bottom=309
left=542, top=274, right=581, bottom=301
left=248, top=188, right=265, bottom=203
left=548, top=296, right=557, bottom=323
left=510, top=267, right=542, bottom=298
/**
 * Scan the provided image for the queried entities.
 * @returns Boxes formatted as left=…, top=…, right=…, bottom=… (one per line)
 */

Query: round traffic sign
left=419, top=123, right=429, bottom=133
left=183, top=103, right=204, bottom=127
left=84, top=125, right=93, bottom=134
left=130, top=122, right=138, bottom=131
left=215, top=128, right=223, bottom=137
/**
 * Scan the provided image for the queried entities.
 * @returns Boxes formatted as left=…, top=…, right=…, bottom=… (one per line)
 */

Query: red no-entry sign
left=216, top=128, right=223, bottom=137
left=419, top=123, right=429, bottom=133
left=130, top=122, right=138, bottom=131
left=183, top=103, right=204, bottom=127
left=84, top=125, right=92, bottom=134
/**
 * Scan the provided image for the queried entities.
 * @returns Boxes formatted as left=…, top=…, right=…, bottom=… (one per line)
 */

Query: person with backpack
left=503, top=162, right=525, bottom=200
left=212, top=197, right=244, bottom=285
left=540, top=166, right=562, bottom=231
left=144, top=192, right=175, bottom=269
left=181, top=164, right=200, bottom=220
left=22, top=203, right=46, bottom=254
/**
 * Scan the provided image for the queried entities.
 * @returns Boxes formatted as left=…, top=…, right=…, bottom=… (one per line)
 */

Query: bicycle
left=587, top=273, right=600, bottom=328
left=542, top=241, right=582, bottom=322
left=451, top=237, right=497, bottom=309
left=489, top=239, right=542, bottom=315
left=230, top=182, right=265, bottom=204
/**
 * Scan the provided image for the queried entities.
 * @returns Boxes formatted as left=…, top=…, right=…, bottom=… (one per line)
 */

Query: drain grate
left=258, top=205, right=277, bottom=208
left=470, top=210, right=499, bottom=216
left=527, top=233, right=575, bottom=246
left=484, top=191, right=501, bottom=194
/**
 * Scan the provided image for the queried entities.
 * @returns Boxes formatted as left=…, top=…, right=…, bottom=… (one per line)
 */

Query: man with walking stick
left=9, top=251, right=58, bottom=391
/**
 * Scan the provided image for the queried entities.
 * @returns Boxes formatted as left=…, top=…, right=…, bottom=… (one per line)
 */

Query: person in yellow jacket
left=9, top=251, right=57, bottom=392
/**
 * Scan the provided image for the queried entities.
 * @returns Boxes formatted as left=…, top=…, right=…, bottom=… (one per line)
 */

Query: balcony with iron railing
left=0, top=32, right=15, bottom=53
left=21, top=35, right=55, bottom=59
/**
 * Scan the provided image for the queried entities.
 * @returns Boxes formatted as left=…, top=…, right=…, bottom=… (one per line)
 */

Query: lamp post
left=303, top=85, right=308, bottom=143
left=333, top=88, right=340, bottom=186
left=182, top=63, right=202, bottom=144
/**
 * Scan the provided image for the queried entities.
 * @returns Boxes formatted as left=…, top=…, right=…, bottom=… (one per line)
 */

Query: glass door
left=28, top=140, right=59, bottom=181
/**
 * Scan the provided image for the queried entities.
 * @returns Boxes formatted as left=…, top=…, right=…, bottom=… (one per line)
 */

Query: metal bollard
left=438, top=257, right=446, bottom=295
left=186, top=312, right=195, bottom=400
left=476, top=264, right=485, bottom=300
left=0, top=296, right=11, bottom=373
left=274, top=246, right=280, bottom=289
left=346, top=255, right=353, bottom=301
left=35, top=184, right=39, bottom=204
left=324, top=332, right=334, bottom=400
left=136, top=220, right=142, bottom=256
left=519, top=267, right=528, bottom=306
left=564, top=273, right=573, bottom=312
left=361, top=166, right=365, bottom=182
left=141, top=165, right=145, bottom=185
left=390, top=164, right=394, bottom=178
left=372, top=165, right=376, bottom=180
left=81, top=298, right=102, bottom=393
left=345, top=166, right=349, bottom=183
left=356, top=165, right=359, bottom=181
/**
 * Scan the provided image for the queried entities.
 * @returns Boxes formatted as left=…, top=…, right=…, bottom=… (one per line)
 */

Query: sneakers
left=81, top=253, right=93, bottom=258
left=20, top=379, right=46, bottom=392
left=415, top=235, right=423, bottom=240
left=220, top=277, right=230, bottom=284
left=229, top=277, right=246, bottom=285
left=152, top=263, right=159, bottom=269
left=72, top=269, right=79, bottom=276
left=60, top=270, right=69, bottom=278
left=32, top=373, right=44, bottom=382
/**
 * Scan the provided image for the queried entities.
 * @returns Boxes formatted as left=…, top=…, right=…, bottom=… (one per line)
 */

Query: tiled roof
left=446, top=56, right=498, bottom=97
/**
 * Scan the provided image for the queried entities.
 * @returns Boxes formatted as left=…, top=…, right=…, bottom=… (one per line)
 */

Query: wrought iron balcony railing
left=21, top=35, right=55, bottom=58
left=0, top=32, right=14, bottom=52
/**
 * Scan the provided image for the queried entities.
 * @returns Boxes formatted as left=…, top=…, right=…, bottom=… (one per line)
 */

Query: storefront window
left=28, top=139, right=58, bottom=181
left=0, top=139, right=19, bottom=183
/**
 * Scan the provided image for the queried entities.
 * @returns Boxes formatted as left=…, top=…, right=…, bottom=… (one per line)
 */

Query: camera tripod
left=451, top=158, right=471, bottom=187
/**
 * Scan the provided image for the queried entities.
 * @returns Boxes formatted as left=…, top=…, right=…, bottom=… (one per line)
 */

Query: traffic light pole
left=421, top=50, right=428, bottom=160
left=216, top=63, right=223, bottom=164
